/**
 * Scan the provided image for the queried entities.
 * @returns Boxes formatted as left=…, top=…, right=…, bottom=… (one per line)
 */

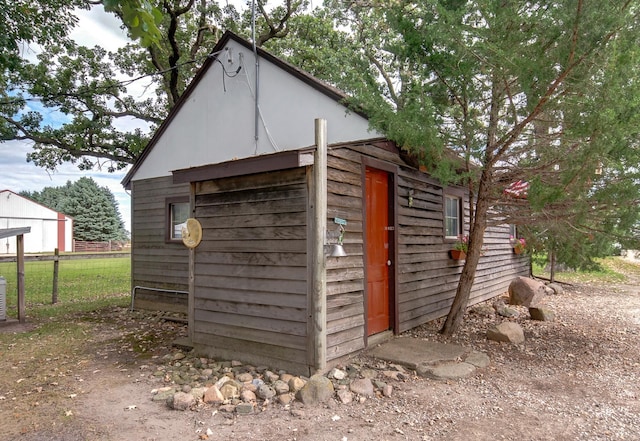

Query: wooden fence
left=73, top=240, right=130, bottom=252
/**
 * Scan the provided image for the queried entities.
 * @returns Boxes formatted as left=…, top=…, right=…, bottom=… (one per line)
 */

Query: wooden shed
left=171, top=124, right=527, bottom=375
left=122, top=32, right=528, bottom=375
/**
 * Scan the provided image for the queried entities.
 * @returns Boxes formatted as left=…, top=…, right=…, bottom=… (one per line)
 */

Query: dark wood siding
left=326, top=143, right=529, bottom=349
left=131, top=177, right=190, bottom=312
left=191, top=167, right=311, bottom=375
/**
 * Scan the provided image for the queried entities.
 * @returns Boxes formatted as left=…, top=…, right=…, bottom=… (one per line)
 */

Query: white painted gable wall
left=130, top=39, right=378, bottom=182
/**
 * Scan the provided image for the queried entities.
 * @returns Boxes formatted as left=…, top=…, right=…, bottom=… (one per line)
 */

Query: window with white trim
left=166, top=198, right=189, bottom=242
left=445, top=195, right=461, bottom=238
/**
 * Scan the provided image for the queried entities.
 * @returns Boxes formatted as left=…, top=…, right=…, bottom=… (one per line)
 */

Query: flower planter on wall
left=450, top=249, right=466, bottom=260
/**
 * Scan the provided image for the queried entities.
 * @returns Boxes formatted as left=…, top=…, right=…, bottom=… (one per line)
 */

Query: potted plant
left=510, top=236, right=526, bottom=254
left=450, top=235, right=469, bottom=260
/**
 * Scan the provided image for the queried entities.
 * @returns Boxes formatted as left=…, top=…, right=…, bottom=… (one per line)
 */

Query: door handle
left=387, top=260, right=392, bottom=266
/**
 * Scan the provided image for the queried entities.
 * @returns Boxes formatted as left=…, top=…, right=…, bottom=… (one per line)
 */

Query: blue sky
left=1, top=8, right=133, bottom=230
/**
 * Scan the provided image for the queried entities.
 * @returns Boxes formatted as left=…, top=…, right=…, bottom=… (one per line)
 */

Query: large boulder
left=529, top=306, right=556, bottom=321
left=508, top=276, right=549, bottom=307
left=487, top=322, right=525, bottom=344
left=296, top=374, right=335, bottom=405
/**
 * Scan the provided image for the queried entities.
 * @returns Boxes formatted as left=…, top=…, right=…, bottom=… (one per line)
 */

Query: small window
left=445, top=195, right=461, bottom=238
left=166, top=197, right=190, bottom=242
left=509, top=224, right=517, bottom=238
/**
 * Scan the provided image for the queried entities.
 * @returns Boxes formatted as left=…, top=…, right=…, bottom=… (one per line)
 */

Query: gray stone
left=256, top=384, right=276, bottom=400
left=471, top=304, right=496, bottom=317
left=546, top=282, right=564, bottom=295
left=487, top=321, right=525, bottom=344
left=296, top=374, right=335, bottom=405
left=529, top=306, right=556, bottom=321
left=349, top=378, right=374, bottom=397
left=495, top=304, right=520, bottom=318
left=329, top=368, right=346, bottom=380
left=464, top=351, right=491, bottom=368
left=264, top=370, right=279, bottom=383
left=360, top=368, right=378, bottom=379
left=508, top=276, right=547, bottom=307
left=272, top=380, right=290, bottom=395
left=382, top=384, right=393, bottom=397
left=215, top=375, right=231, bottom=389
left=152, top=388, right=175, bottom=402
left=235, top=402, right=254, bottom=415
left=190, top=387, right=206, bottom=401
left=417, top=361, right=476, bottom=380
left=168, top=391, right=195, bottom=411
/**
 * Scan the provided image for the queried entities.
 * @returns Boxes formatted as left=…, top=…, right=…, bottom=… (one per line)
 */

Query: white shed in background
left=0, top=190, right=73, bottom=254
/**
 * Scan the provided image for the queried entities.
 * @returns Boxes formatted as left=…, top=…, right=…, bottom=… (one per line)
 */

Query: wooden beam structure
left=0, top=227, right=31, bottom=323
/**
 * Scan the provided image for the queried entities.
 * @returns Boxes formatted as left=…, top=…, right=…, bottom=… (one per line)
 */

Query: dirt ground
left=1, top=265, right=639, bottom=441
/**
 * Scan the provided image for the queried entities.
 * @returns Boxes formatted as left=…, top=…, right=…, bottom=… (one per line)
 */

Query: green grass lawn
left=532, top=255, right=640, bottom=284
left=0, top=256, right=130, bottom=318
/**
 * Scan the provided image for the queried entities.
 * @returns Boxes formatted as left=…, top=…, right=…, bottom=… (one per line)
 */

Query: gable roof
left=0, top=189, right=73, bottom=220
left=121, top=31, right=369, bottom=189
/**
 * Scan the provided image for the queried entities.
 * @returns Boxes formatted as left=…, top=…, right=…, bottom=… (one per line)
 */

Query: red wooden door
left=365, top=167, right=391, bottom=335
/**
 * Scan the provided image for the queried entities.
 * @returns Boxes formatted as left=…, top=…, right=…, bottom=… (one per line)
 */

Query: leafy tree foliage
left=285, top=1, right=640, bottom=334
left=1, top=0, right=306, bottom=172
left=21, top=177, right=128, bottom=241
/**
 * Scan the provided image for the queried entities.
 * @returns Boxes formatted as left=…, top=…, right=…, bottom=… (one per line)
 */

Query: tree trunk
left=440, top=172, right=492, bottom=336
left=550, top=248, right=556, bottom=283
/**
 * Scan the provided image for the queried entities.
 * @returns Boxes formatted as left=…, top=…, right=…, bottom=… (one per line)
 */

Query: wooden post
left=52, top=248, right=59, bottom=304
left=16, top=234, right=25, bottom=324
left=188, top=182, right=196, bottom=343
left=311, top=118, right=328, bottom=372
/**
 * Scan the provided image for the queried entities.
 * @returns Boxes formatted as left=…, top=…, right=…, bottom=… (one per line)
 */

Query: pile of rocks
left=149, top=351, right=408, bottom=414
left=485, top=276, right=562, bottom=344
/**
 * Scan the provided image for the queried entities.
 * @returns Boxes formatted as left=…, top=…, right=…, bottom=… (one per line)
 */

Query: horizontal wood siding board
left=194, top=297, right=307, bottom=322
left=196, top=182, right=307, bottom=205
left=193, top=330, right=306, bottom=360
left=326, top=267, right=365, bottom=283
left=327, top=314, right=365, bottom=335
left=195, top=262, right=307, bottom=281
left=195, top=167, right=308, bottom=193
left=196, top=212, right=307, bottom=228
left=133, top=266, right=189, bottom=279
left=195, top=309, right=307, bottom=336
left=326, top=330, right=365, bottom=360
left=196, top=239, right=307, bottom=253
left=194, top=286, right=307, bottom=308
left=327, top=150, right=362, bottom=172
left=327, top=291, right=363, bottom=308
left=175, top=149, right=312, bottom=184
left=196, top=251, right=307, bottom=267
left=327, top=302, right=364, bottom=322
left=196, top=198, right=307, bottom=217
left=326, top=280, right=364, bottom=296
left=201, top=225, right=307, bottom=241
left=195, top=274, right=307, bottom=296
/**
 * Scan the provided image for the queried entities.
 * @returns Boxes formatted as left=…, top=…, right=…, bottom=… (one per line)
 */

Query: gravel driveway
left=2, top=270, right=639, bottom=441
